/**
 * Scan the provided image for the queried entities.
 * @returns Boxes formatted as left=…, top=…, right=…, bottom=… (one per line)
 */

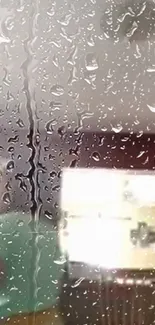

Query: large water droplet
left=111, top=124, right=123, bottom=133
left=57, top=13, right=72, bottom=26
left=92, top=152, right=100, bottom=162
left=54, top=256, right=66, bottom=265
left=8, top=135, right=19, bottom=143
left=50, top=85, right=64, bottom=96
left=85, top=53, right=98, bottom=71
left=147, top=104, right=155, bottom=113
left=0, top=36, right=10, bottom=44
left=47, top=6, right=55, bottom=17
left=3, top=192, right=11, bottom=204
left=147, top=67, right=155, bottom=73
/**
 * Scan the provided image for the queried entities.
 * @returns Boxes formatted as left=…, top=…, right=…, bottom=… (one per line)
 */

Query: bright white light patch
left=60, top=168, right=155, bottom=269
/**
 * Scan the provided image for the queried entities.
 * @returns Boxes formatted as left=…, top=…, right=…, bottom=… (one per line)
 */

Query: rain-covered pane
left=1, top=0, right=155, bottom=324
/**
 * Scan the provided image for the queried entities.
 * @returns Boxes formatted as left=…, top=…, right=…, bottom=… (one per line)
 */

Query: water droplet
left=147, top=104, right=155, bottom=113
left=118, top=11, right=135, bottom=23
left=7, top=160, right=14, bottom=172
left=68, top=66, right=78, bottom=85
left=111, top=124, right=123, bottom=133
left=45, top=120, right=54, bottom=134
left=52, top=185, right=60, bottom=192
left=45, top=210, right=53, bottom=220
left=84, top=71, right=96, bottom=89
left=0, top=36, right=10, bottom=44
left=16, top=118, right=24, bottom=128
left=5, top=17, right=14, bottom=31
left=87, top=33, right=95, bottom=47
left=5, top=181, right=11, bottom=192
left=50, top=171, right=57, bottom=179
left=71, top=277, right=85, bottom=288
left=57, top=13, right=72, bottom=26
left=47, top=6, right=55, bottom=17
left=13, top=231, right=20, bottom=238
left=85, top=53, right=98, bottom=71
left=8, top=146, right=14, bottom=153
left=67, top=45, right=77, bottom=66
left=92, top=152, right=100, bottom=162
left=54, top=256, right=66, bottom=265
left=137, top=151, right=145, bottom=158
left=50, top=101, right=62, bottom=111
left=126, top=21, right=138, bottom=38
left=52, top=55, right=59, bottom=68
left=50, top=85, right=64, bottom=96
left=58, top=126, right=66, bottom=137
left=137, top=2, right=146, bottom=17
left=3, top=192, right=11, bottom=204
left=20, top=181, right=27, bottom=192
left=17, top=220, right=24, bottom=227
left=8, top=135, right=19, bottom=143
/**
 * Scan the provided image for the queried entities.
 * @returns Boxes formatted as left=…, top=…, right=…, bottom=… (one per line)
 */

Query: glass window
left=0, top=0, right=155, bottom=324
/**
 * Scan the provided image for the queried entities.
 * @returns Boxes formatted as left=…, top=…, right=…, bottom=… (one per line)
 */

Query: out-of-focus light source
left=60, top=168, right=155, bottom=269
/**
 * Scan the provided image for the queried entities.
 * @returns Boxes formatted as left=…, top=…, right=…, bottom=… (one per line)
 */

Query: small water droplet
left=147, top=104, right=155, bottom=113
left=13, top=231, right=20, bottom=238
left=58, top=126, right=66, bottom=137
left=85, top=53, right=98, bottom=71
left=92, top=152, right=100, bottom=162
left=8, top=146, right=14, bottom=153
left=126, top=21, right=138, bottom=38
left=50, top=101, right=62, bottom=111
left=137, top=151, right=145, bottom=158
left=68, top=66, right=78, bottom=85
left=3, top=192, right=11, bottom=204
left=5, top=182, right=12, bottom=191
left=50, top=85, right=64, bottom=96
left=67, top=45, right=77, bottom=65
left=71, top=277, right=85, bottom=288
left=45, top=120, right=54, bottom=134
left=45, top=210, right=53, bottom=220
left=17, top=220, right=24, bottom=227
left=87, top=33, right=95, bottom=47
left=52, top=55, right=59, bottom=68
left=16, top=118, right=25, bottom=128
left=7, top=160, right=14, bottom=172
left=50, top=171, right=57, bottom=179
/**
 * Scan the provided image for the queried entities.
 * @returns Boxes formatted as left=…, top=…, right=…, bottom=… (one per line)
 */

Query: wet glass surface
left=1, top=0, right=155, bottom=324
